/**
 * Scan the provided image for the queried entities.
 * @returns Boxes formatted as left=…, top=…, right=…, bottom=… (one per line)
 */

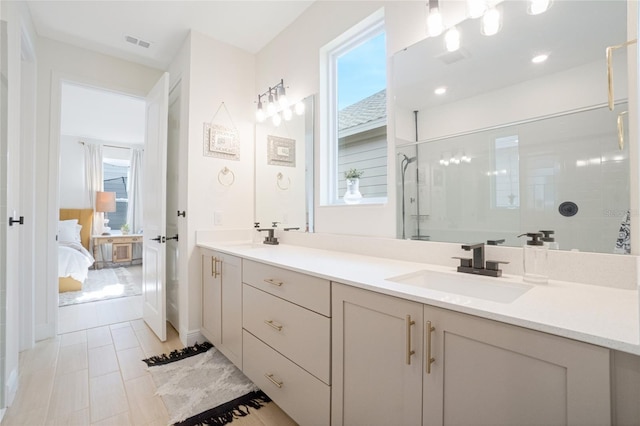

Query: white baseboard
left=35, top=322, right=55, bottom=342
left=185, top=330, right=206, bottom=347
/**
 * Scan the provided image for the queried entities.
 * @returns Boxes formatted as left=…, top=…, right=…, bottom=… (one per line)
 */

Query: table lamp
left=95, top=191, right=116, bottom=235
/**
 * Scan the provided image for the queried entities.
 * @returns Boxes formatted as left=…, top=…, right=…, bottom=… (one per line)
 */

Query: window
left=103, top=159, right=130, bottom=230
left=321, top=9, right=387, bottom=205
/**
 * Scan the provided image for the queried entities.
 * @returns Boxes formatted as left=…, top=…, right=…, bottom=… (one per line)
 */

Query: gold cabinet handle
left=212, top=257, right=221, bottom=278
left=264, top=373, right=283, bottom=388
left=607, top=39, right=637, bottom=111
left=426, top=320, right=436, bottom=374
left=405, top=315, right=416, bottom=365
left=617, top=110, right=628, bottom=150
left=264, top=278, right=283, bottom=287
left=264, top=319, right=283, bottom=331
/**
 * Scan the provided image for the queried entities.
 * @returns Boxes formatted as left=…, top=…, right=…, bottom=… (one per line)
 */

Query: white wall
left=178, top=31, right=255, bottom=343
left=256, top=1, right=429, bottom=238
left=35, top=37, right=162, bottom=340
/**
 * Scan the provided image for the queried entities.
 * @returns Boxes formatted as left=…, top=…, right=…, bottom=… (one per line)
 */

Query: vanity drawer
left=243, top=330, right=330, bottom=426
left=242, top=259, right=330, bottom=316
left=243, top=284, right=330, bottom=384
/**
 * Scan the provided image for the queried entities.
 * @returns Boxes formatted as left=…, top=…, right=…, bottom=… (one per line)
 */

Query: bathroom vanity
left=198, top=241, right=638, bottom=426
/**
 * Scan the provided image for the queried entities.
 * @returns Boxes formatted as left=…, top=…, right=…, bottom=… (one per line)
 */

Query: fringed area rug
left=143, top=342, right=271, bottom=426
left=59, top=265, right=142, bottom=307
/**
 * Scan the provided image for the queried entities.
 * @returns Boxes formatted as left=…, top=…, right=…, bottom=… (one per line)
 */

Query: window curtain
left=127, top=148, right=143, bottom=234
left=84, top=143, right=104, bottom=236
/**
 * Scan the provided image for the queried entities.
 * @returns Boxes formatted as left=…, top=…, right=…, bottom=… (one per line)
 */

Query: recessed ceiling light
left=434, top=86, right=447, bottom=95
left=532, top=54, right=549, bottom=64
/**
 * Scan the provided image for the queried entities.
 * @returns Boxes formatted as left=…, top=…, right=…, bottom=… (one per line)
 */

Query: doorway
left=57, top=82, right=146, bottom=333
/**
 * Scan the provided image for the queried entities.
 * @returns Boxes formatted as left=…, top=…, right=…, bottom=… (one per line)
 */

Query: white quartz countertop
left=198, top=241, right=640, bottom=355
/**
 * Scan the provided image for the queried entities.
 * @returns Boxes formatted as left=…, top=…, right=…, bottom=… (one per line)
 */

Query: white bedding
left=58, top=241, right=94, bottom=282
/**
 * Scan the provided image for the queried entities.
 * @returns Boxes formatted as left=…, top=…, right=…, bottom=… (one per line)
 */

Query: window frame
left=319, top=8, right=387, bottom=206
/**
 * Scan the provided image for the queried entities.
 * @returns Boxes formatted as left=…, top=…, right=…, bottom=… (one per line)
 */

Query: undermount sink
left=386, top=269, right=532, bottom=303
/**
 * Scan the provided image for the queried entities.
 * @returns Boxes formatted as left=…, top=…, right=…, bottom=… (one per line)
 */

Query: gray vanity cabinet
left=423, top=305, right=611, bottom=426
left=332, top=282, right=612, bottom=426
left=200, top=249, right=243, bottom=368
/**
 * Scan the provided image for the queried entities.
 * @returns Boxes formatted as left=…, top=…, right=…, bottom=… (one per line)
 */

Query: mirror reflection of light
left=576, top=158, right=602, bottom=167
left=467, top=0, right=488, bottom=19
left=434, top=86, right=447, bottom=95
left=481, top=7, right=502, bottom=36
left=528, top=0, right=552, bottom=15
left=531, top=54, right=549, bottom=64
left=445, top=27, right=461, bottom=52
left=294, top=101, right=305, bottom=115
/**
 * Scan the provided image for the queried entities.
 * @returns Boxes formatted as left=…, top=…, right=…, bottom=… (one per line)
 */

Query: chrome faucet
left=453, top=243, right=509, bottom=277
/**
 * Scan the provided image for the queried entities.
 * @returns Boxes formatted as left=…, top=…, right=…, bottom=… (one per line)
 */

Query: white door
left=142, top=72, right=169, bottom=341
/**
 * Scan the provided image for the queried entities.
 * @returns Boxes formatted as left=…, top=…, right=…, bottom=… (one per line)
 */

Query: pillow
left=58, top=220, right=82, bottom=243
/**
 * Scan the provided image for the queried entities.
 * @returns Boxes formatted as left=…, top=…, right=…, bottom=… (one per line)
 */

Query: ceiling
left=27, top=1, right=315, bottom=70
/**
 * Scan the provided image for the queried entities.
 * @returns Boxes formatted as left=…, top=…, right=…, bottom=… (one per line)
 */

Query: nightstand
left=92, top=234, right=143, bottom=269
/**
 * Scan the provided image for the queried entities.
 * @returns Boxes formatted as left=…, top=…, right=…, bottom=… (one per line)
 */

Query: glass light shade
left=445, top=27, right=461, bottom=52
left=528, top=0, right=551, bottom=15
left=256, top=105, right=266, bottom=122
left=272, top=112, right=282, bottom=126
left=427, top=8, right=444, bottom=37
left=267, top=100, right=276, bottom=115
left=283, top=108, right=293, bottom=121
left=294, top=101, right=305, bottom=115
left=278, top=85, right=289, bottom=108
left=467, top=0, right=487, bottom=18
left=481, top=7, right=502, bottom=36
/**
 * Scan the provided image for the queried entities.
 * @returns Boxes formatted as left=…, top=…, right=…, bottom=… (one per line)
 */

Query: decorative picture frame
left=203, top=123, right=240, bottom=160
left=267, top=135, right=296, bottom=167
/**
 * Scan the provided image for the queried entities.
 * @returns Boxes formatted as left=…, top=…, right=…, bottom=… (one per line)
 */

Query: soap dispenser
left=518, top=232, right=549, bottom=284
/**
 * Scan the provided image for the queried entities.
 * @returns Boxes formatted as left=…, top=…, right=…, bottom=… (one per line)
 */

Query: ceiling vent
left=124, top=35, right=152, bottom=49
left=436, top=48, right=470, bottom=65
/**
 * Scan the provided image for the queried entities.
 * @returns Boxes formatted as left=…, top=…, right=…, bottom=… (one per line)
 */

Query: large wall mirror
left=255, top=95, right=314, bottom=232
left=393, top=0, right=635, bottom=254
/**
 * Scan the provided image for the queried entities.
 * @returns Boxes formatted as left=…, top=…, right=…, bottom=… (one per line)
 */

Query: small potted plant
left=121, top=223, right=130, bottom=235
left=344, top=168, right=364, bottom=204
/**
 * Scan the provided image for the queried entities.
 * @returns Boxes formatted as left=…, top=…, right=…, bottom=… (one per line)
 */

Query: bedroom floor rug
left=58, top=265, right=142, bottom=307
left=143, top=342, right=272, bottom=426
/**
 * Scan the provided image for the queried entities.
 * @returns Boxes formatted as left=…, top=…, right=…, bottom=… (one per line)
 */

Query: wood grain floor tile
left=45, top=408, right=90, bottom=425
left=91, top=411, right=132, bottom=426
left=89, top=371, right=128, bottom=423
left=123, top=375, right=168, bottom=425
left=88, top=344, right=120, bottom=378
left=116, top=346, right=148, bottom=381
left=56, top=342, right=88, bottom=376
left=87, top=326, right=113, bottom=349
left=111, top=326, right=139, bottom=351
left=60, top=330, right=88, bottom=347
left=47, top=369, right=89, bottom=420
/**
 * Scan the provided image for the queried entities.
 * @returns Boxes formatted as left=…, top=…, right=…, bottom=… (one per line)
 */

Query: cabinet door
left=423, top=305, right=611, bottom=426
left=219, top=252, right=242, bottom=368
left=332, top=283, right=423, bottom=426
left=201, top=251, right=221, bottom=346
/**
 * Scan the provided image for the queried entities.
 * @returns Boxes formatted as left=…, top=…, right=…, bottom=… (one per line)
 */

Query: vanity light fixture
left=481, top=7, right=502, bottom=36
left=527, top=0, right=552, bottom=15
left=255, top=79, right=295, bottom=126
left=434, top=86, right=447, bottom=95
left=427, top=0, right=444, bottom=37
left=467, top=0, right=488, bottom=19
left=445, top=27, right=461, bottom=52
left=531, top=53, right=549, bottom=64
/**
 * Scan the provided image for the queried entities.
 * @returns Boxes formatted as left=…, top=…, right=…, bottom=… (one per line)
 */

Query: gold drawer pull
left=264, top=320, right=283, bottom=331
left=264, top=278, right=283, bottom=287
left=264, top=373, right=283, bottom=388
left=405, top=315, right=415, bottom=365
left=426, top=320, right=436, bottom=374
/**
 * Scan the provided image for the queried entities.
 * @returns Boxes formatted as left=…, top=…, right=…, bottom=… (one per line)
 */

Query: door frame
left=44, top=72, right=148, bottom=339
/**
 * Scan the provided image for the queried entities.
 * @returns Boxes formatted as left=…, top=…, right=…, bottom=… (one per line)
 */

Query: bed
left=58, top=208, right=95, bottom=292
